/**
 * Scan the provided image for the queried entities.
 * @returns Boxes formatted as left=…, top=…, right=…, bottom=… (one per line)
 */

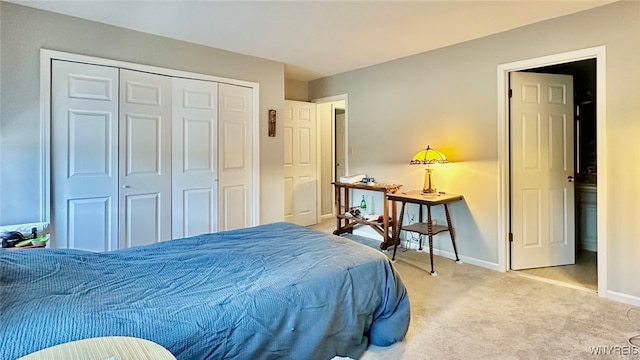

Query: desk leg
left=383, top=193, right=390, bottom=244
left=426, top=205, right=436, bottom=275
left=344, top=188, right=351, bottom=231
left=334, top=186, right=341, bottom=234
left=418, top=205, right=424, bottom=251
left=390, top=199, right=397, bottom=242
left=390, top=201, right=406, bottom=260
left=380, top=196, right=396, bottom=250
left=444, top=204, right=460, bottom=262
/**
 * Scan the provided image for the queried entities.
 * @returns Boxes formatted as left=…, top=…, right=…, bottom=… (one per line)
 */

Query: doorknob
left=122, top=185, right=131, bottom=189
left=567, top=176, right=575, bottom=182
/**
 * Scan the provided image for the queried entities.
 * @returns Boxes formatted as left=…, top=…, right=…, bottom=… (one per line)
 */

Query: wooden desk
left=332, top=182, right=401, bottom=248
left=387, top=191, right=463, bottom=276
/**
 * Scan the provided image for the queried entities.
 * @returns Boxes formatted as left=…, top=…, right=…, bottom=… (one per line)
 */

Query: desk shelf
left=401, top=223, right=449, bottom=236
left=336, top=214, right=384, bottom=226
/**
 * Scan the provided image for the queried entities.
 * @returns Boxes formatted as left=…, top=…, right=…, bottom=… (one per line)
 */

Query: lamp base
left=422, top=168, right=435, bottom=194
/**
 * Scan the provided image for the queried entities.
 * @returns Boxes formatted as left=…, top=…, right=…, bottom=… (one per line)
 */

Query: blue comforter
left=0, top=222, right=409, bottom=359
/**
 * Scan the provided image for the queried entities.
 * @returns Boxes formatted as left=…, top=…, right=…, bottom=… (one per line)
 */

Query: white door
left=172, top=78, right=218, bottom=238
left=119, top=69, right=172, bottom=248
left=51, top=61, right=119, bottom=251
left=511, top=71, right=575, bottom=270
left=218, top=83, right=253, bottom=231
left=283, top=100, right=318, bottom=226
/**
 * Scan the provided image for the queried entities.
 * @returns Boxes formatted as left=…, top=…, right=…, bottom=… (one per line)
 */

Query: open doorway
left=497, top=46, right=607, bottom=297
left=513, top=59, right=597, bottom=291
left=314, top=95, right=348, bottom=223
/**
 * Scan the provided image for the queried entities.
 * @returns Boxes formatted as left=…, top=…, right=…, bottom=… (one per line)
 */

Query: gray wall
left=0, top=2, right=285, bottom=226
left=309, top=1, right=640, bottom=300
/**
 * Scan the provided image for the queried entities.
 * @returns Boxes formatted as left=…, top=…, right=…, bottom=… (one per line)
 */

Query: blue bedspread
left=0, top=222, right=409, bottom=359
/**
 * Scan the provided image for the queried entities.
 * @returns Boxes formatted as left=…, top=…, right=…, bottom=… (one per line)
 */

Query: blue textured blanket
left=0, top=222, right=409, bottom=359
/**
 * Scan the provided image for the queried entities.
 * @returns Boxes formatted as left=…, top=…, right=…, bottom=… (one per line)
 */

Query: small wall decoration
left=268, top=109, right=276, bottom=137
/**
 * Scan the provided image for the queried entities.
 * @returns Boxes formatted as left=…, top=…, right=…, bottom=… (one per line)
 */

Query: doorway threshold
left=511, top=271, right=597, bottom=294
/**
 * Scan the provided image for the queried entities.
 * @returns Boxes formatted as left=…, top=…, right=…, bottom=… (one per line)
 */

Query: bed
left=0, top=222, right=410, bottom=359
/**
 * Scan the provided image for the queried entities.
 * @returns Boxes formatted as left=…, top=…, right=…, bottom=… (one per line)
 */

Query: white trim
left=606, top=290, right=640, bottom=307
left=497, top=46, right=607, bottom=297
left=39, top=52, right=52, bottom=224
left=40, top=49, right=261, bottom=227
left=330, top=104, right=336, bottom=217
left=41, top=49, right=258, bottom=88
left=315, top=103, right=323, bottom=224
left=427, top=249, right=501, bottom=272
left=251, top=83, right=261, bottom=226
left=320, top=213, right=334, bottom=221
left=312, top=94, right=349, bottom=217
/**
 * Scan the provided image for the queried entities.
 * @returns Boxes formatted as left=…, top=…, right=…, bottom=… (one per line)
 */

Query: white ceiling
left=11, top=0, right=616, bottom=81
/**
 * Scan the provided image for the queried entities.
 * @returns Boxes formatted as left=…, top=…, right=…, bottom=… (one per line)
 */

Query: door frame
left=39, top=49, right=261, bottom=231
left=497, top=46, right=607, bottom=297
left=312, top=94, right=349, bottom=220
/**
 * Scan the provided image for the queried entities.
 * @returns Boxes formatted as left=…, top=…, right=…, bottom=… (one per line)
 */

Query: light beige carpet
left=359, top=246, right=638, bottom=359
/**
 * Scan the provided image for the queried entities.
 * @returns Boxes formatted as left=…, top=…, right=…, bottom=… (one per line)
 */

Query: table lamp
left=410, top=145, right=448, bottom=193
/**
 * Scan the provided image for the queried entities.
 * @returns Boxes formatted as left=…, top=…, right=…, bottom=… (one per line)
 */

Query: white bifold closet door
left=171, top=78, right=218, bottom=238
left=52, top=60, right=252, bottom=250
left=51, top=61, right=120, bottom=251
left=217, top=83, right=253, bottom=231
left=118, top=69, right=172, bottom=248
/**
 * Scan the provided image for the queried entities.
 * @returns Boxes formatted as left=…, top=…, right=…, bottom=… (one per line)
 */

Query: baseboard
left=606, top=290, right=640, bottom=307
left=320, top=214, right=334, bottom=221
left=431, top=248, right=502, bottom=272
left=352, top=227, right=384, bottom=241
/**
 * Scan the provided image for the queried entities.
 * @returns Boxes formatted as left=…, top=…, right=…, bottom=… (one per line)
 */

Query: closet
left=51, top=60, right=254, bottom=251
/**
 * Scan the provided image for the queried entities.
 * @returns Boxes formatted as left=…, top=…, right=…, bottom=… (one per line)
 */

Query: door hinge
left=508, top=232, right=513, bottom=242
left=508, top=89, right=513, bottom=98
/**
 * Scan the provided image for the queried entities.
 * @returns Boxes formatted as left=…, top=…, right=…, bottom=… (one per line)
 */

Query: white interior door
left=172, top=78, right=218, bottom=238
left=51, top=61, right=119, bottom=251
left=119, top=69, right=172, bottom=248
left=511, top=71, right=575, bottom=270
left=283, top=100, right=317, bottom=226
left=218, top=83, right=253, bottom=231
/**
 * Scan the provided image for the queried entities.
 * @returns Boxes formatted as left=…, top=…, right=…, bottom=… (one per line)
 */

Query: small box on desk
left=339, top=174, right=366, bottom=184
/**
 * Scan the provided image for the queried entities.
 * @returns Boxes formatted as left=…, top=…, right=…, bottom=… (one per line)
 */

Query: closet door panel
left=119, top=69, right=172, bottom=248
left=51, top=60, right=119, bottom=250
left=218, top=83, right=253, bottom=231
left=172, top=78, right=218, bottom=238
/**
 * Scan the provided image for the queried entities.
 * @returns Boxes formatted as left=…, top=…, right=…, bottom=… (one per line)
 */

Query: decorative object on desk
left=410, top=145, right=448, bottom=193
left=268, top=109, right=276, bottom=137
left=348, top=207, right=361, bottom=218
left=339, top=174, right=366, bottom=184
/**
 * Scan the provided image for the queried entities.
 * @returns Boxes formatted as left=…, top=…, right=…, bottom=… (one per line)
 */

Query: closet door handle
left=122, top=185, right=131, bottom=189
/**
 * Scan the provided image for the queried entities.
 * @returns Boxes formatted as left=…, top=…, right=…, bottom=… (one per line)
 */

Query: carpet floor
left=339, top=234, right=639, bottom=360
